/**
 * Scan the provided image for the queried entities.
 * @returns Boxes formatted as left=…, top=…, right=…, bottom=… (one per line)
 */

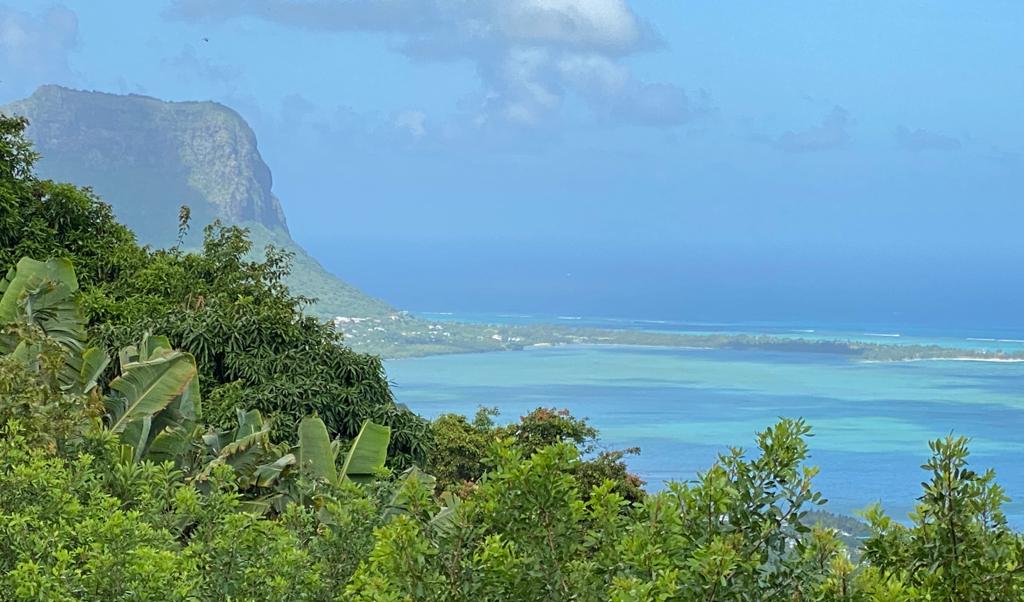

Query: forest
left=2, top=113, right=1023, bottom=600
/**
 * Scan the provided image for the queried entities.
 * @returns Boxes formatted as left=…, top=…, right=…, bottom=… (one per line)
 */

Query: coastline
left=348, top=318, right=1024, bottom=363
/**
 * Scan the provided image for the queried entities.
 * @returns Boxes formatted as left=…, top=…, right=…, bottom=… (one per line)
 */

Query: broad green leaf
left=105, top=337, right=200, bottom=462
left=76, top=347, right=110, bottom=397
left=299, top=416, right=337, bottom=486
left=0, top=257, right=88, bottom=387
left=234, top=408, right=265, bottom=440
left=340, top=421, right=391, bottom=484
left=0, top=257, right=79, bottom=327
left=255, top=453, right=297, bottom=488
left=430, top=491, right=462, bottom=534
left=106, top=349, right=198, bottom=433
left=147, top=425, right=195, bottom=464
left=121, top=416, right=153, bottom=463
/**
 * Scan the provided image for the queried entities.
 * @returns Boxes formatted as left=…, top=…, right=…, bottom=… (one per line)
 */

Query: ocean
left=386, top=315, right=1024, bottom=526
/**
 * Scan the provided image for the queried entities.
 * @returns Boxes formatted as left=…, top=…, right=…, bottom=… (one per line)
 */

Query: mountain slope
left=3, top=85, right=395, bottom=321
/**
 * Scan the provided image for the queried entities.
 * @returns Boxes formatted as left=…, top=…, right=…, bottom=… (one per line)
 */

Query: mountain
left=3, top=85, right=395, bottom=321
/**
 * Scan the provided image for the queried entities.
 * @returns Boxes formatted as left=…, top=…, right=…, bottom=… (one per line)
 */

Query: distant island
left=336, top=313, right=1024, bottom=362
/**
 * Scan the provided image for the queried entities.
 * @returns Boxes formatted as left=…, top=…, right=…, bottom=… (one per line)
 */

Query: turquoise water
left=387, top=344, right=1024, bottom=525
left=417, top=311, right=1024, bottom=354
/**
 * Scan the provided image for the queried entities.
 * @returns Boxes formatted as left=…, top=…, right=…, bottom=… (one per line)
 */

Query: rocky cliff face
left=4, top=85, right=288, bottom=244
left=2, top=86, right=397, bottom=321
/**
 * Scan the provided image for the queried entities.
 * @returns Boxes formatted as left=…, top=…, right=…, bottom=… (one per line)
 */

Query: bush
left=428, top=406, right=645, bottom=502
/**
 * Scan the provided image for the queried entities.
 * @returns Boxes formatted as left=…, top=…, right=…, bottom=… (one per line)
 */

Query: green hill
left=2, top=85, right=395, bottom=321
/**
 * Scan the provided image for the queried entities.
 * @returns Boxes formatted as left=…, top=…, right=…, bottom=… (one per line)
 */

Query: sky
left=1, top=1, right=1023, bottom=327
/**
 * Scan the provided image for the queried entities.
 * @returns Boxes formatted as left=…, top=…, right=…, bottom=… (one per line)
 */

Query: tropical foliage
left=0, top=114, right=426, bottom=465
left=2, top=113, right=1023, bottom=600
left=428, top=406, right=645, bottom=502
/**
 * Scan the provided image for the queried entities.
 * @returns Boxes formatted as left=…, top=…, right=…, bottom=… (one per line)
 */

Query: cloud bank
left=166, top=0, right=707, bottom=128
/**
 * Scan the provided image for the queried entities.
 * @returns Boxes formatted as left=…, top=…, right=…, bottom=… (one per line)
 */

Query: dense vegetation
left=2, top=114, right=1024, bottom=600
left=0, top=114, right=425, bottom=463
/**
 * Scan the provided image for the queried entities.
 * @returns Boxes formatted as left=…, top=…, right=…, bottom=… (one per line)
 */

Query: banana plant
left=1, top=256, right=397, bottom=515
left=245, top=418, right=392, bottom=513
left=195, top=408, right=274, bottom=484
left=0, top=257, right=84, bottom=351
left=0, top=257, right=105, bottom=394
left=105, top=333, right=201, bottom=463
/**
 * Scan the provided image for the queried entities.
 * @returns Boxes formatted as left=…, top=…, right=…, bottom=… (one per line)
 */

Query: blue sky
left=1, top=1, right=1022, bottom=324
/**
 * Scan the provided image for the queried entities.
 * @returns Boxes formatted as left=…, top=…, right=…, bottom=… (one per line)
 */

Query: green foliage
left=90, top=223, right=426, bottom=464
left=0, top=349, right=99, bottom=454
left=498, top=406, right=598, bottom=456
left=298, top=415, right=339, bottom=486
left=0, top=423, right=197, bottom=601
left=0, top=114, right=427, bottom=466
left=0, top=114, right=37, bottom=180
left=0, top=116, right=144, bottom=291
left=860, top=435, right=1024, bottom=600
left=105, top=333, right=201, bottom=464
left=425, top=409, right=494, bottom=492
left=428, top=406, right=645, bottom=503
left=348, top=421, right=858, bottom=601
left=2, top=112, right=1022, bottom=600
left=340, top=420, right=392, bottom=484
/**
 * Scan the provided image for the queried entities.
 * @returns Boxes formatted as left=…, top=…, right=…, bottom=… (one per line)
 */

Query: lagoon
left=387, top=343, right=1024, bottom=525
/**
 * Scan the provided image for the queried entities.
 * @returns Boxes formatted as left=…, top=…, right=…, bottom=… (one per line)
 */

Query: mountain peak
left=2, top=86, right=399, bottom=322
left=4, top=85, right=288, bottom=243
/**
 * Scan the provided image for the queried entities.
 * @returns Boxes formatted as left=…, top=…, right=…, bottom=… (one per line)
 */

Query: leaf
left=147, top=425, right=195, bottom=464
left=340, top=421, right=391, bottom=484
left=121, top=415, right=154, bottom=463
left=299, top=416, right=337, bottom=486
left=430, top=491, right=462, bottom=534
left=0, top=257, right=88, bottom=387
left=0, top=257, right=79, bottom=329
left=254, top=453, right=297, bottom=488
left=106, top=348, right=198, bottom=433
left=387, top=466, right=436, bottom=517
left=77, top=347, right=110, bottom=397
left=104, top=336, right=200, bottom=462
left=233, top=408, right=265, bottom=441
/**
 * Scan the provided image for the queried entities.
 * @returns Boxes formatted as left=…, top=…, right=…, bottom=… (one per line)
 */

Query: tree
left=861, top=435, right=1024, bottom=600
left=429, top=406, right=645, bottom=502
left=0, top=115, right=427, bottom=466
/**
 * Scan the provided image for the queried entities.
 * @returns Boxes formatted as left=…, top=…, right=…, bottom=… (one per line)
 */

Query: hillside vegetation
left=3, top=114, right=1024, bottom=600
left=2, top=85, right=396, bottom=323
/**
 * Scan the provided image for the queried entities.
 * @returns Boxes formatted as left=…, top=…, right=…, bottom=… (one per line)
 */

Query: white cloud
left=496, top=0, right=641, bottom=50
left=166, top=0, right=705, bottom=129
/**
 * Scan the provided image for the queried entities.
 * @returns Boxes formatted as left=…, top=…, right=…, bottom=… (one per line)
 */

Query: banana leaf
left=340, top=421, right=391, bottom=484
left=298, top=416, right=337, bottom=486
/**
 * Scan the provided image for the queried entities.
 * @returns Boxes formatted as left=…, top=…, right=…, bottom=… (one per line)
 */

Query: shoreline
left=369, top=325, right=1024, bottom=363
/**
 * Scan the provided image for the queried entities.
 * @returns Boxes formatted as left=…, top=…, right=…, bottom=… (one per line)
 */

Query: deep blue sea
left=386, top=314, right=1024, bottom=526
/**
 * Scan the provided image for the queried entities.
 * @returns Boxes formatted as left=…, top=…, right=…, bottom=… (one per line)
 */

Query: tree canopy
left=0, top=114, right=426, bottom=465
left=2, top=112, right=1022, bottom=600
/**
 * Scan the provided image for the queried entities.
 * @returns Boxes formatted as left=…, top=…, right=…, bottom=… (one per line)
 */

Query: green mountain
left=3, top=85, right=395, bottom=320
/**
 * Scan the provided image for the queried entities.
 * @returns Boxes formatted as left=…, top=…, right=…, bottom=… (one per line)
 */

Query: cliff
left=2, top=85, right=396, bottom=321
